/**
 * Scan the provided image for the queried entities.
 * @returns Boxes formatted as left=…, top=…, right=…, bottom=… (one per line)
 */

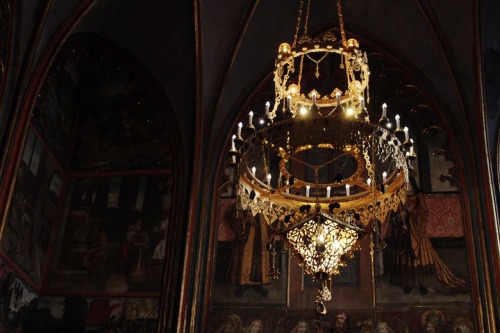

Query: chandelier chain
left=298, top=54, right=305, bottom=89
left=336, top=0, right=347, bottom=47
left=304, top=0, right=311, bottom=36
left=292, top=0, right=304, bottom=49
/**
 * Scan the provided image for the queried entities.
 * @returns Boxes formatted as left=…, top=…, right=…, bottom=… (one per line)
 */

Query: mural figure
left=389, top=174, right=465, bottom=294
left=152, top=211, right=169, bottom=263
left=421, top=310, right=445, bottom=333
left=376, top=322, right=394, bottom=333
left=314, top=311, right=348, bottom=333
left=227, top=210, right=271, bottom=297
left=214, top=313, right=244, bottom=333
left=453, top=318, right=473, bottom=333
left=83, top=221, right=108, bottom=276
left=290, top=320, right=310, bottom=333
left=246, top=319, right=265, bottom=333
left=120, top=218, right=150, bottom=282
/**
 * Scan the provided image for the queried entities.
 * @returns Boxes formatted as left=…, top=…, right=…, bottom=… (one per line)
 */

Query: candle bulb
left=404, top=126, right=409, bottom=141
left=306, top=185, right=310, bottom=197
left=267, top=174, right=271, bottom=186
left=410, top=139, right=414, bottom=154
left=382, top=103, right=387, bottom=117
left=346, top=184, right=350, bottom=196
left=231, top=135, right=236, bottom=150
left=249, top=111, right=254, bottom=124
left=336, top=91, right=341, bottom=106
left=367, top=178, right=372, bottom=186
left=317, top=233, right=325, bottom=245
left=360, top=96, right=364, bottom=109
left=251, top=166, right=256, bottom=177
left=312, top=92, right=317, bottom=105
left=326, top=186, right=331, bottom=198
left=286, top=95, right=291, bottom=108
left=286, top=181, right=289, bottom=194
left=237, top=122, right=243, bottom=137
left=382, top=172, right=387, bottom=182
left=395, top=114, right=401, bottom=129
left=265, top=101, right=270, bottom=115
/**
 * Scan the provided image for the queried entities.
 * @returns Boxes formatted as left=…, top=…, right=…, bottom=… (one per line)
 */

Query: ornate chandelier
left=228, top=0, right=414, bottom=313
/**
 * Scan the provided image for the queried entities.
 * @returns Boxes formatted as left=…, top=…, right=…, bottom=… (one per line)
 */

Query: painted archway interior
left=0, top=34, right=181, bottom=331
left=209, top=28, right=474, bottom=333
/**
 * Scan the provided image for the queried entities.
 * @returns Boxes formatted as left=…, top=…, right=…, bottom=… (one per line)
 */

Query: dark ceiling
left=18, top=0, right=478, bottom=173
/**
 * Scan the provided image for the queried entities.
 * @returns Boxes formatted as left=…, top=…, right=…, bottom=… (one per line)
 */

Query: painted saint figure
left=376, top=322, right=394, bottom=333
left=83, top=221, right=107, bottom=276
left=314, top=311, right=348, bottom=333
left=290, top=320, right=309, bottom=333
left=389, top=175, right=466, bottom=294
left=421, top=308, right=445, bottom=333
left=246, top=319, right=265, bottom=333
left=227, top=209, right=271, bottom=297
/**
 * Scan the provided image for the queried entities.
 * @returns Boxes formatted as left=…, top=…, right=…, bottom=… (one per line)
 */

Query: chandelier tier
left=229, top=0, right=415, bottom=313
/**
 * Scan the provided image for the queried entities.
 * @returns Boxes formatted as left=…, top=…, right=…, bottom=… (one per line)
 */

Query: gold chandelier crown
left=228, top=0, right=415, bottom=313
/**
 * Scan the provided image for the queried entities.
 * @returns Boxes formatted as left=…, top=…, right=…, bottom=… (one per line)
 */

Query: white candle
left=346, top=184, right=350, bottom=196
left=306, top=185, right=310, bottom=197
left=251, top=166, right=256, bottom=177
left=267, top=173, right=271, bottom=185
left=395, top=114, right=400, bottom=129
left=231, top=155, right=236, bottom=164
left=336, top=91, right=341, bottom=105
left=231, top=135, right=236, bottom=150
left=249, top=111, right=254, bottom=124
left=410, top=139, right=414, bottom=154
left=265, top=101, right=270, bottom=115
left=286, top=180, right=289, bottom=194
left=404, top=126, right=409, bottom=141
left=367, top=178, right=372, bottom=186
left=382, top=172, right=387, bottom=182
left=326, top=186, right=331, bottom=197
left=237, top=122, right=243, bottom=136
left=382, top=103, right=387, bottom=117
left=360, top=96, right=364, bottom=109
left=312, top=92, right=317, bottom=105
left=287, top=95, right=291, bottom=108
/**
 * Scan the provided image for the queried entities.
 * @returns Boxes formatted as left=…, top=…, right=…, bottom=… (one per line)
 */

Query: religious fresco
left=212, top=198, right=288, bottom=306
left=1, top=129, right=61, bottom=287
left=29, top=46, right=81, bottom=166
left=1, top=38, right=175, bottom=296
left=424, top=128, right=461, bottom=192
left=374, top=191, right=470, bottom=305
left=47, top=174, right=172, bottom=293
left=0, top=258, right=159, bottom=333
left=208, top=308, right=474, bottom=332
left=29, top=40, right=173, bottom=173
